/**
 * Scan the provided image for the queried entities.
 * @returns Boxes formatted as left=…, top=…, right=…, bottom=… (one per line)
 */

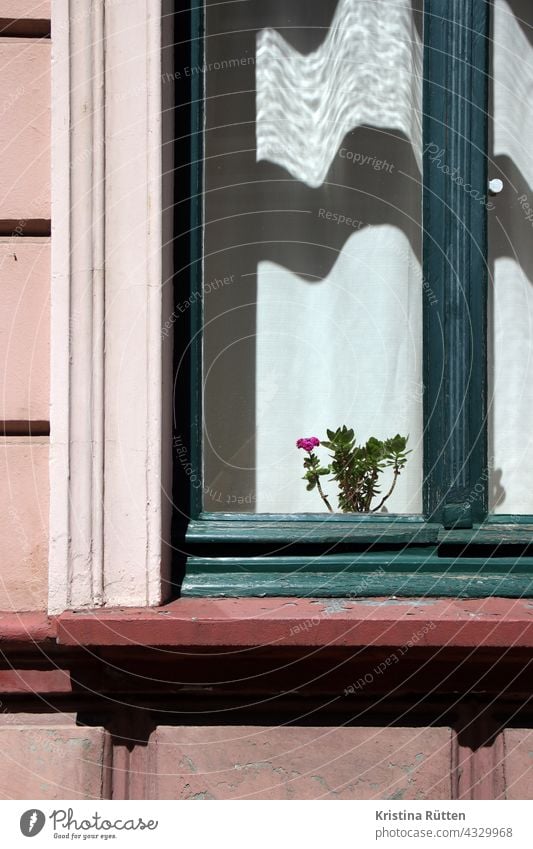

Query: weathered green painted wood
left=187, top=519, right=441, bottom=545
left=200, top=512, right=428, bottom=523
left=185, top=554, right=533, bottom=575
left=188, top=516, right=533, bottom=548
left=423, top=0, right=490, bottom=523
left=181, top=572, right=533, bottom=599
left=439, top=525, right=533, bottom=545
left=487, top=515, right=533, bottom=525
left=188, top=0, right=205, bottom=520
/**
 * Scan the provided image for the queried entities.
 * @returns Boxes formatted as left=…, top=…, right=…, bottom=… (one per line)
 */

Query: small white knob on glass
left=488, top=178, right=504, bottom=195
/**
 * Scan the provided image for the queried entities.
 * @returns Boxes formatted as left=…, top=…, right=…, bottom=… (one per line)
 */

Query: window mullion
left=423, top=0, right=490, bottom=527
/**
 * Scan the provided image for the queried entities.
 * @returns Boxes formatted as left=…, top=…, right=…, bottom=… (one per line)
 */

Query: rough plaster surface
left=0, top=726, right=105, bottom=799
left=152, top=725, right=452, bottom=800
left=503, top=729, right=533, bottom=799
left=0, top=42, right=50, bottom=220
left=0, top=239, right=49, bottom=422
left=0, top=438, right=48, bottom=610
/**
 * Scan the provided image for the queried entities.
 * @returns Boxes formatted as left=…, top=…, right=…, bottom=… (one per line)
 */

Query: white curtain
left=256, top=0, right=422, bottom=187
left=490, top=0, right=533, bottom=513
left=254, top=0, right=423, bottom=512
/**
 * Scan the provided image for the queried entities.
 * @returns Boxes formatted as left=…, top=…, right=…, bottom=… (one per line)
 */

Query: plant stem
left=364, top=469, right=379, bottom=512
left=316, top=477, right=334, bottom=512
left=371, top=464, right=400, bottom=513
left=339, top=454, right=354, bottom=512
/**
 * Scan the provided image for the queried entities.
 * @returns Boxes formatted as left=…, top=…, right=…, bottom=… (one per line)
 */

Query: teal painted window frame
left=174, top=0, right=533, bottom=598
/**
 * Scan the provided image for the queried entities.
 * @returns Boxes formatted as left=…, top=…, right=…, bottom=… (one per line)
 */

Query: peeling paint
left=311, top=774, right=339, bottom=797
left=355, top=599, right=438, bottom=607
left=321, top=602, right=353, bottom=615
left=388, top=788, right=406, bottom=799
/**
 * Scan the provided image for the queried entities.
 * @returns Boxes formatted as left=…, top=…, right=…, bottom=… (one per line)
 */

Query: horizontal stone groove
left=0, top=20, right=50, bottom=38
left=1, top=421, right=49, bottom=436
left=0, top=220, right=50, bottom=237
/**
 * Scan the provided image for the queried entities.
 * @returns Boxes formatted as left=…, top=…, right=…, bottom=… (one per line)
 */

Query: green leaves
left=298, top=426, right=410, bottom=513
left=323, top=426, right=354, bottom=450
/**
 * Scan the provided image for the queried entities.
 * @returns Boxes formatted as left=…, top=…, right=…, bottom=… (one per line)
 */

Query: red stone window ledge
left=2, top=599, right=533, bottom=649
left=51, top=597, right=533, bottom=650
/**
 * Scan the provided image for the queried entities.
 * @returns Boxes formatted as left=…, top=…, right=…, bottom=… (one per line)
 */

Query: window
left=202, top=0, right=424, bottom=516
left=488, top=0, right=533, bottom=515
left=172, top=0, right=533, bottom=598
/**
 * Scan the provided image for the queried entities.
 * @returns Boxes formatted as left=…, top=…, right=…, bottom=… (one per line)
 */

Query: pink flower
left=296, top=436, right=320, bottom=452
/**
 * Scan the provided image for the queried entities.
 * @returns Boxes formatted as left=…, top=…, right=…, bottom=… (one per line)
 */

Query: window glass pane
left=489, top=0, right=533, bottom=513
left=202, top=0, right=424, bottom=513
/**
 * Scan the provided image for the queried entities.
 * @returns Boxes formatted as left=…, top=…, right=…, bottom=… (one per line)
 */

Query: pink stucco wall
left=0, top=2, right=50, bottom=17
left=152, top=725, right=452, bottom=800
left=0, top=41, right=50, bottom=220
left=1, top=716, right=529, bottom=801
left=0, top=438, right=48, bottom=609
left=0, top=719, right=454, bottom=800
left=502, top=730, right=533, bottom=799
left=0, top=717, right=105, bottom=799
left=0, top=2, right=50, bottom=612
left=0, top=240, right=50, bottom=423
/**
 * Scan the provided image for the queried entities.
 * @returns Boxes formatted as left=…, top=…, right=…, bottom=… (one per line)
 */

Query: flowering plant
left=297, top=426, right=410, bottom=513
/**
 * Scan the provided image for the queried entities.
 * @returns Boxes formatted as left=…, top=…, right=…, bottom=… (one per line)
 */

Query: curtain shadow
left=203, top=0, right=422, bottom=510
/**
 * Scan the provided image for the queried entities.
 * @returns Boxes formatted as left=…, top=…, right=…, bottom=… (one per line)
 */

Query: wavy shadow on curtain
left=489, top=0, right=533, bottom=512
left=203, top=0, right=424, bottom=513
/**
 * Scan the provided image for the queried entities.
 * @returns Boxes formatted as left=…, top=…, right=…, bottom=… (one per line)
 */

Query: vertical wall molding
left=452, top=702, right=506, bottom=799
left=49, top=1, right=173, bottom=612
left=108, top=709, right=156, bottom=800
